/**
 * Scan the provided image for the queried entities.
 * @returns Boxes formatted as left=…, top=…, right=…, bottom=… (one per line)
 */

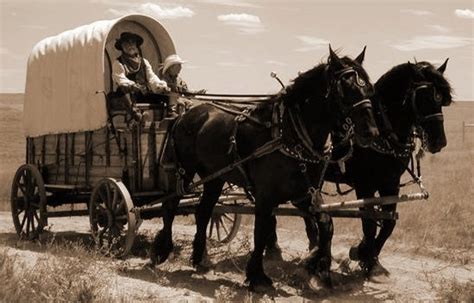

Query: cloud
left=295, top=35, right=330, bottom=52
left=20, top=25, right=48, bottom=30
left=196, top=0, right=261, bottom=8
left=0, top=47, right=22, bottom=60
left=392, top=35, right=473, bottom=51
left=106, top=3, right=195, bottom=19
left=217, top=13, right=264, bottom=34
left=265, top=60, right=287, bottom=66
left=425, top=24, right=450, bottom=33
left=400, top=9, right=433, bottom=16
left=216, top=61, right=250, bottom=67
left=455, top=9, right=474, bottom=19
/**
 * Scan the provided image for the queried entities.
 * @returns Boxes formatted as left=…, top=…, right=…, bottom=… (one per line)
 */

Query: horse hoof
left=368, top=273, right=390, bottom=284
left=349, top=245, right=360, bottom=261
left=194, top=260, right=213, bottom=274
left=247, top=279, right=274, bottom=293
left=264, top=246, right=283, bottom=261
left=367, top=260, right=390, bottom=283
left=307, top=273, right=332, bottom=293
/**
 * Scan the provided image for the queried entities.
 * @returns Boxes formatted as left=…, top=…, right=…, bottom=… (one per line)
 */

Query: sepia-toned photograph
left=0, top=0, right=472, bottom=301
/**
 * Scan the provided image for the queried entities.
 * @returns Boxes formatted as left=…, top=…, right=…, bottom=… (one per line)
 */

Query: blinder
left=327, top=66, right=372, bottom=113
left=406, top=82, right=444, bottom=123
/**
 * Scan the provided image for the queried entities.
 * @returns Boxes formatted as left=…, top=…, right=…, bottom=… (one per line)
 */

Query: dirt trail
left=0, top=211, right=472, bottom=302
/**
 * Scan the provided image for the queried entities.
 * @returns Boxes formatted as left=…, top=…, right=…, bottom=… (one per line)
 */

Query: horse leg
left=192, top=179, right=224, bottom=269
left=246, top=204, right=274, bottom=291
left=264, top=215, right=283, bottom=261
left=150, top=197, right=180, bottom=265
left=304, top=216, right=320, bottom=251
left=350, top=187, right=378, bottom=275
left=303, top=212, right=334, bottom=289
left=367, top=187, right=399, bottom=277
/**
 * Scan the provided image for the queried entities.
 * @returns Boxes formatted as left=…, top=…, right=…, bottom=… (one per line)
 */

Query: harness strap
left=185, top=138, right=283, bottom=193
left=227, top=119, right=254, bottom=201
left=209, top=102, right=271, bottom=128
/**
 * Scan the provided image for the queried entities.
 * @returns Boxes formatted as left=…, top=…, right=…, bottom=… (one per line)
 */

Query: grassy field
left=0, top=94, right=473, bottom=253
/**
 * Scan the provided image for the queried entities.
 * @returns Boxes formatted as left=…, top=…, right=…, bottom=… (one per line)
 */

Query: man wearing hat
left=160, top=54, right=206, bottom=112
left=112, top=32, right=170, bottom=120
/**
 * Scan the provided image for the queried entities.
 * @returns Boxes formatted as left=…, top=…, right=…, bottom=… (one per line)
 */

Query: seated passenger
left=112, top=32, right=170, bottom=120
left=160, top=54, right=206, bottom=112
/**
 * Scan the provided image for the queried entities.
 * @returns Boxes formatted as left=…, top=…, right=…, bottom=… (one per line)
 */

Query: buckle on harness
left=308, top=186, right=323, bottom=214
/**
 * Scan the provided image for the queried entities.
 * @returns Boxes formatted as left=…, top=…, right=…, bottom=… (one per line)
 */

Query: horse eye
left=434, top=91, right=443, bottom=104
left=357, top=77, right=366, bottom=86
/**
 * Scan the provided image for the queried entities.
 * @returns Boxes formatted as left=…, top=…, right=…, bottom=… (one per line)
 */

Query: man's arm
left=143, top=59, right=169, bottom=93
left=112, top=60, right=136, bottom=89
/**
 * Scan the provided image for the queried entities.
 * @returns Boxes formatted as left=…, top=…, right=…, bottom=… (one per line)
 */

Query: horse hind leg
left=264, top=215, right=283, bottom=261
left=191, top=179, right=225, bottom=269
left=246, top=204, right=274, bottom=292
left=150, top=197, right=180, bottom=265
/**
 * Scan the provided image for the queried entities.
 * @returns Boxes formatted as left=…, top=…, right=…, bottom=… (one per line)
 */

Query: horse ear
left=355, top=46, right=366, bottom=65
left=329, top=44, right=343, bottom=69
left=438, top=58, right=449, bottom=74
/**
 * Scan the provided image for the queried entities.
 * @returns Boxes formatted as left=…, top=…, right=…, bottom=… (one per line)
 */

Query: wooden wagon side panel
left=26, top=117, right=172, bottom=194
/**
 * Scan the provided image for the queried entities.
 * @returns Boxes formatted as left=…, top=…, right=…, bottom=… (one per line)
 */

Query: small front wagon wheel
left=89, top=178, right=136, bottom=258
left=10, top=164, right=47, bottom=240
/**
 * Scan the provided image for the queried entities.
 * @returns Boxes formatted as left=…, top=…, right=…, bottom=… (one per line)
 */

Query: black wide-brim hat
left=115, top=32, right=144, bottom=50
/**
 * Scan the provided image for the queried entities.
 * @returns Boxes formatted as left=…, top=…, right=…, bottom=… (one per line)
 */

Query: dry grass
left=0, top=243, right=109, bottom=303
left=434, top=277, right=474, bottom=302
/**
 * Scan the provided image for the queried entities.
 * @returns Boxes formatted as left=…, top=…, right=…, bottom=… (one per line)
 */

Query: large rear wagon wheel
left=10, top=164, right=47, bottom=240
left=89, top=178, right=136, bottom=258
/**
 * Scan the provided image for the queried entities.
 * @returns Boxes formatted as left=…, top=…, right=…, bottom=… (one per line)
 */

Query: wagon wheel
left=10, top=164, right=47, bottom=240
left=89, top=178, right=136, bottom=258
left=208, top=201, right=242, bottom=244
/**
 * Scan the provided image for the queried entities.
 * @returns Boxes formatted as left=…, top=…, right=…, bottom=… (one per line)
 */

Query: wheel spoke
left=114, top=201, right=125, bottom=215
left=18, top=184, right=27, bottom=196
left=216, top=219, right=221, bottom=241
left=98, top=189, right=107, bottom=205
left=208, top=218, right=214, bottom=238
left=105, top=183, right=112, bottom=209
left=219, top=217, right=230, bottom=236
left=222, top=213, right=235, bottom=223
left=115, top=214, right=128, bottom=221
left=16, top=208, right=25, bottom=217
left=33, top=211, right=40, bottom=224
left=20, top=211, right=27, bottom=231
left=112, top=189, right=118, bottom=210
left=26, top=213, right=31, bottom=236
left=31, top=213, right=36, bottom=232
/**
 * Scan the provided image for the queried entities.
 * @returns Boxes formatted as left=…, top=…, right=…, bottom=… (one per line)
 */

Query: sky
left=0, top=0, right=473, bottom=100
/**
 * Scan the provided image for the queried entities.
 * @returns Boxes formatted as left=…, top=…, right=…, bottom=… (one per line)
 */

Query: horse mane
left=416, top=61, right=453, bottom=106
left=374, top=61, right=453, bottom=108
left=279, top=56, right=370, bottom=106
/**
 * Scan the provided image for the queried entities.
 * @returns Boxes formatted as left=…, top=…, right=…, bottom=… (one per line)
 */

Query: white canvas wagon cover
left=24, top=14, right=176, bottom=137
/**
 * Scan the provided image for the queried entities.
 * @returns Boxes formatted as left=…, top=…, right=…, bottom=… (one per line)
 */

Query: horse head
left=409, top=59, right=452, bottom=153
left=326, top=45, right=379, bottom=146
left=374, top=59, right=452, bottom=154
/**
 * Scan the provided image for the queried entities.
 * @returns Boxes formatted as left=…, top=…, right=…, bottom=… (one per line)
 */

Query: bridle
left=370, top=81, right=444, bottom=159
left=328, top=66, right=373, bottom=115
left=276, top=65, right=373, bottom=164
left=403, top=82, right=444, bottom=124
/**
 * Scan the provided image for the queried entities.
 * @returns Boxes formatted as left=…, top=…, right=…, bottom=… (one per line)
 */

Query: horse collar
left=273, top=101, right=332, bottom=164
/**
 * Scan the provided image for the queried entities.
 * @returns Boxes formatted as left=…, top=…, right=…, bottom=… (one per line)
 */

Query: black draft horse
left=267, top=59, right=453, bottom=282
left=151, top=46, right=379, bottom=291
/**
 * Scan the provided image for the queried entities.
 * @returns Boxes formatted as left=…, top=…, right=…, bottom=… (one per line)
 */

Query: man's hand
left=155, top=86, right=171, bottom=94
